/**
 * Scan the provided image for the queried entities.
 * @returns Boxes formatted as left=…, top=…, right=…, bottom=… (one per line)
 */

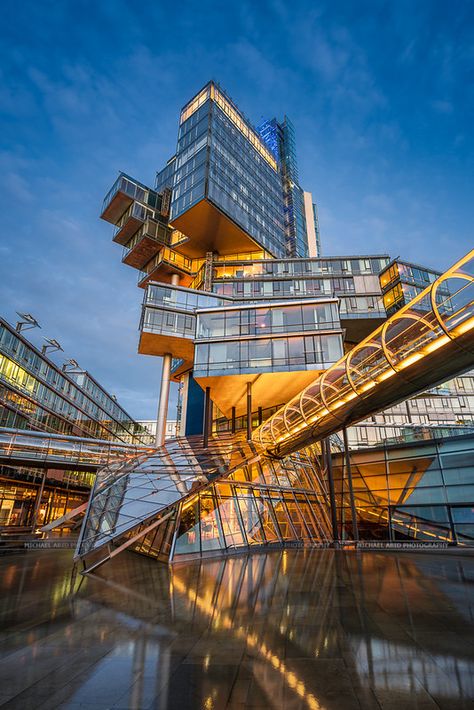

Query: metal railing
left=0, top=428, right=153, bottom=472
left=102, top=174, right=148, bottom=215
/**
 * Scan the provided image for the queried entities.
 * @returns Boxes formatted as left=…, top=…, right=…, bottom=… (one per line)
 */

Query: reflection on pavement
left=0, top=549, right=473, bottom=708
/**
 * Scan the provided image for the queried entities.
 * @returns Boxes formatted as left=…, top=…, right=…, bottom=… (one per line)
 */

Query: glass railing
left=138, top=248, right=198, bottom=286
left=145, top=283, right=233, bottom=313
left=122, top=218, right=172, bottom=256
left=102, top=174, right=148, bottom=215
left=114, top=201, right=155, bottom=235
left=170, top=230, right=189, bottom=246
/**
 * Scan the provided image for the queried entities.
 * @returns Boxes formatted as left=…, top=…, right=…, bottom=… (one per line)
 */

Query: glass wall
left=339, top=295, right=385, bottom=318
left=213, top=277, right=351, bottom=299
left=194, top=334, right=343, bottom=376
left=172, top=447, right=330, bottom=559
left=380, top=261, right=439, bottom=290
left=196, top=301, right=340, bottom=339
left=332, top=434, right=474, bottom=545
left=102, top=173, right=150, bottom=217
left=171, top=82, right=287, bottom=258
left=0, top=476, right=88, bottom=529
left=214, top=256, right=389, bottom=279
left=208, top=101, right=286, bottom=258
left=146, top=284, right=231, bottom=312
left=171, top=98, right=209, bottom=217
left=141, top=307, right=195, bottom=339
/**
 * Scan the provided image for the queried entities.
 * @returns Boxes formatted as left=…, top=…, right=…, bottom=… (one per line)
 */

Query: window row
left=194, top=334, right=343, bottom=375
left=142, top=308, right=195, bottom=338
left=196, top=302, right=340, bottom=339
left=0, top=326, right=138, bottom=431
left=214, top=257, right=388, bottom=278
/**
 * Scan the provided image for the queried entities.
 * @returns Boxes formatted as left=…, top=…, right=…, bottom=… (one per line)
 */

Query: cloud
left=0, top=0, right=473, bottom=419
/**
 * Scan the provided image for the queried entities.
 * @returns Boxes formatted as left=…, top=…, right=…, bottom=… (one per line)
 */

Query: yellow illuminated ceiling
left=171, top=198, right=265, bottom=259
left=194, top=369, right=325, bottom=418
left=138, top=332, right=194, bottom=361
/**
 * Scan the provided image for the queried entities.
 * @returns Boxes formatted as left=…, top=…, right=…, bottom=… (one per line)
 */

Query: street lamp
left=15, top=313, right=40, bottom=333
left=41, top=338, right=64, bottom=355
left=62, top=359, right=81, bottom=372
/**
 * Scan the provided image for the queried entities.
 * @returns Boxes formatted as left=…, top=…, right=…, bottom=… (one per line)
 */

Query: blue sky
left=1, top=0, right=473, bottom=420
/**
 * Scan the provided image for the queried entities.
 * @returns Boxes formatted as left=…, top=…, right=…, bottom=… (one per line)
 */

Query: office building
left=0, top=317, right=150, bottom=532
left=66, top=80, right=474, bottom=570
left=1, top=81, right=472, bottom=561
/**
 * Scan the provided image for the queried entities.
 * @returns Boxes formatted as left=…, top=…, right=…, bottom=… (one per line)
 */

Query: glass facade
left=0, top=318, right=153, bottom=535
left=75, top=434, right=330, bottom=569
left=196, top=301, right=340, bottom=339
left=333, top=434, right=474, bottom=545
left=347, top=371, right=474, bottom=448
left=0, top=319, right=148, bottom=443
left=0, top=474, right=88, bottom=528
left=142, top=307, right=196, bottom=340
left=379, top=259, right=442, bottom=317
left=256, top=249, right=474, bottom=455
left=208, top=101, right=286, bottom=257
left=146, top=283, right=231, bottom=312
left=172, top=452, right=329, bottom=559
left=213, top=255, right=388, bottom=278
left=170, top=84, right=287, bottom=259
left=258, top=116, right=309, bottom=257
left=194, top=333, right=343, bottom=377
left=101, top=173, right=151, bottom=219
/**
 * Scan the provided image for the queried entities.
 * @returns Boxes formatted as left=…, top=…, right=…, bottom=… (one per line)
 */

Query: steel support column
left=155, top=353, right=172, bottom=447
left=342, top=427, right=359, bottom=542
left=203, top=387, right=212, bottom=449
left=323, top=438, right=339, bottom=543
left=246, top=382, right=252, bottom=440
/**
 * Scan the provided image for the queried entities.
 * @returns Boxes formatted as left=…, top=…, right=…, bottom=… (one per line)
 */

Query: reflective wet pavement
left=1, top=550, right=474, bottom=709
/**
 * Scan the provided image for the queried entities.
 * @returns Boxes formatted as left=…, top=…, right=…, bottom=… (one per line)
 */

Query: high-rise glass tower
left=258, top=115, right=309, bottom=258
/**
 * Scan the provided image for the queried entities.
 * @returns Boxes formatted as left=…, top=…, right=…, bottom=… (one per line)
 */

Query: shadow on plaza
left=1, top=548, right=474, bottom=708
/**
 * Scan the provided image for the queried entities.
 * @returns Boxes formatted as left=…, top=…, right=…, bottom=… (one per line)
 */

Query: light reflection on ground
left=0, top=549, right=473, bottom=708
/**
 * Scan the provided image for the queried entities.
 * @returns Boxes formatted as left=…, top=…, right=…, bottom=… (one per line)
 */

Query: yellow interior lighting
left=397, top=352, right=423, bottom=370
left=453, top=315, right=474, bottom=336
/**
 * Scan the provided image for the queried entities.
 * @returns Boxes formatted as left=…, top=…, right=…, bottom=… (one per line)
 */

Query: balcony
left=101, top=174, right=149, bottom=224
left=122, top=218, right=173, bottom=270
left=137, top=248, right=198, bottom=289
left=138, top=306, right=195, bottom=362
left=112, top=202, right=156, bottom=246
